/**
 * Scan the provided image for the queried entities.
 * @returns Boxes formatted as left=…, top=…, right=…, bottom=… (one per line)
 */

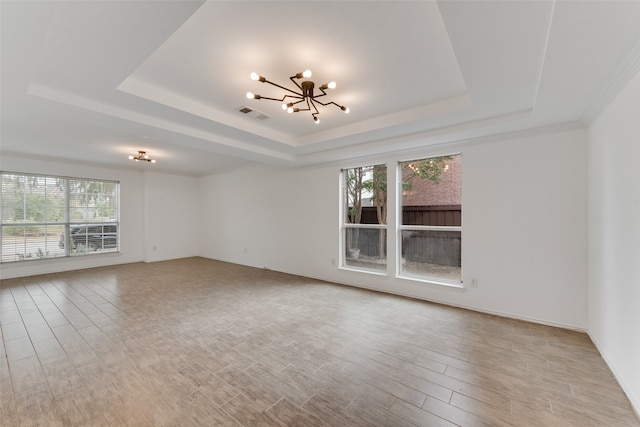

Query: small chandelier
left=246, top=69, right=349, bottom=124
left=128, top=150, right=156, bottom=163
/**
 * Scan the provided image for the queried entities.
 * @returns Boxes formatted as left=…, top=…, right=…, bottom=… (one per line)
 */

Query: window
left=342, top=164, right=387, bottom=272
left=399, top=154, right=462, bottom=283
left=1, top=172, right=119, bottom=263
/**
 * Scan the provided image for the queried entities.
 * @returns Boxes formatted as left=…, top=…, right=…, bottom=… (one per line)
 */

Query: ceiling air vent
left=237, top=106, right=270, bottom=120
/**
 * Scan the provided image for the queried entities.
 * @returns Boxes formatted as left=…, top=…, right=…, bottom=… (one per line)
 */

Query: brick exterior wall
left=401, top=155, right=462, bottom=206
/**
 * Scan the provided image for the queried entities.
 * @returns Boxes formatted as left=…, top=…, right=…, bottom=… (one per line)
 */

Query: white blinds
left=0, top=172, right=119, bottom=262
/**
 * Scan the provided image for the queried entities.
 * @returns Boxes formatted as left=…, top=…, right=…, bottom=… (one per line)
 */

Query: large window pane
left=66, top=179, right=119, bottom=256
left=344, top=227, right=386, bottom=271
left=399, top=154, right=462, bottom=283
left=400, top=229, right=461, bottom=281
left=69, top=179, right=118, bottom=222
left=0, top=175, right=65, bottom=224
left=1, top=224, right=65, bottom=263
left=67, top=223, right=118, bottom=254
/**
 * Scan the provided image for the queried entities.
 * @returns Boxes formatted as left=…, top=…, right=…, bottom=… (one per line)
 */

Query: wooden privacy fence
left=401, top=205, right=461, bottom=227
left=359, top=205, right=461, bottom=226
left=352, top=205, right=461, bottom=266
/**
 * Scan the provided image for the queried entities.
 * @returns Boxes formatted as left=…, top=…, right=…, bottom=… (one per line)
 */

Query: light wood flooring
left=1, top=257, right=638, bottom=426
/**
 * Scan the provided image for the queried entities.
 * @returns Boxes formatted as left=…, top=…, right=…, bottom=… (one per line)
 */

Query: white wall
left=200, top=127, right=588, bottom=330
left=143, top=172, right=201, bottom=262
left=588, top=68, right=640, bottom=414
left=0, top=154, right=200, bottom=278
left=463, top=129, right=588, bottom=328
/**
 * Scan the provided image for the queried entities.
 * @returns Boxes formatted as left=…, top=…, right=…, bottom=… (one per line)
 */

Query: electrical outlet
left=331, top=258, right=336, bottom=266
left=471, top=278, right=479, bottom=288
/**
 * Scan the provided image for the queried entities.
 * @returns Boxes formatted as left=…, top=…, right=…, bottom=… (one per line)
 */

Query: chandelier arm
left=255, top=95, right=289, bottom=102
left=289, top=98, right=307, bottom=107
left=309, top=99, right=320, bottom=116
left=259, top=93, right=306, bottom=102
left=288, top=99, right=311, bottom=112
left=262, top=78, right=303, bottom=97
left=282, top=95, right=305, bottom=103
left=295, top=105, right=311, bottom=112
left=289, top=75, right=304, bottom=92
left=313, top=100, right=346, bottom=109
left=309, top=100, right=321, bottom=123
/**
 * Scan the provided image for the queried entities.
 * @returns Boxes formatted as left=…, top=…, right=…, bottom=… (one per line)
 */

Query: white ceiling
left=2, top=0, right=640, bottom=176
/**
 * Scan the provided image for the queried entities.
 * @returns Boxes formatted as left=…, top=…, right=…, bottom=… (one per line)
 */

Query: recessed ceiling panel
left=119, top=1, right=468, bottom=145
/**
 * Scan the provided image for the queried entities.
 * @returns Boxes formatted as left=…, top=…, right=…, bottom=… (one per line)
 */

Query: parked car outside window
left=59, top=224, right=118, bottom=251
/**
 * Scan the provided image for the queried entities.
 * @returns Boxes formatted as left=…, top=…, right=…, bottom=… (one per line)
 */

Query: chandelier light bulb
left=302, top=69, right=312, bottom=78
left=342, top=106, right=350, bottom=114
left=151, top=159, right=156, bottom=163
left=250, top=72, right=260, bottom=81
left=313, top=116, right=320, bottom=124
left=246, top=92, right=255, bottom=99
left=320, top=81, right=336, bottom=90
left=128, top=155, right=134, bottom=160
left=282, top=103, right=288, bottom=110
left=287, top=107, right=294, bottom=113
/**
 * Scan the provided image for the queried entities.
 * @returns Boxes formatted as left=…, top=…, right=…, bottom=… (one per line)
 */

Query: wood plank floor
left=1, top=257, right=638, bottom=426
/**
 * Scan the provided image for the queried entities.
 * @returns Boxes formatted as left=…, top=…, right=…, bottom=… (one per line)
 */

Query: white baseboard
left=589, top=333, right=640, bottom=422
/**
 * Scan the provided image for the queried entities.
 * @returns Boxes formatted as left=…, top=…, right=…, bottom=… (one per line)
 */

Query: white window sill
left=339, top=265, right=388, bottom=277
left=397, top=273, right=465, bottom=290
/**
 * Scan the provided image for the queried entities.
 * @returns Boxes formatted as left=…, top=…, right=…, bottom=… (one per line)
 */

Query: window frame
left=1, top=171, right=120, bottom=263
left=339, top=164, right=388, bottom=275
left=338, top=153, right=463, bottom=289
left=396, top=153, right=463, bottom=287
left=341, top=223, right=388, bottom=275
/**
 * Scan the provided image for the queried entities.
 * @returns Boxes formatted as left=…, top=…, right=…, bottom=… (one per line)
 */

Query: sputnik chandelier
left=128, top=150, right=156, bottom=163
left=246, top=69, right=349, bottom=124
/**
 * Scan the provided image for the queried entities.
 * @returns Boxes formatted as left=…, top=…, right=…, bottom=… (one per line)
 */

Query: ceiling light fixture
left=128, top=150, right=156, bottom=163
left=246, top=69, right=349, bottom=124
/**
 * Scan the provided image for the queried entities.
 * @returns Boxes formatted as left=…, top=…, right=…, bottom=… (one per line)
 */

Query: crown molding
left=582, top=37, right=640, bottom=124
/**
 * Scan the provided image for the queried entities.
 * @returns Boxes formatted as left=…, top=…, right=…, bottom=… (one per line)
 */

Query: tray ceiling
left=2, top=1, right=640, bottom=175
